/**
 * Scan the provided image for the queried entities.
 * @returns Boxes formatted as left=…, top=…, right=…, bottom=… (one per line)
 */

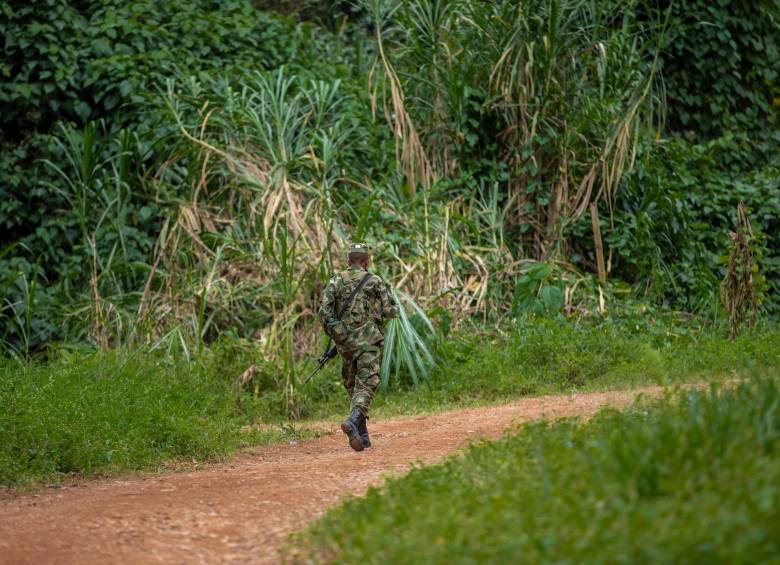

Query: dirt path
left=0, top=385, right=673, bottom=564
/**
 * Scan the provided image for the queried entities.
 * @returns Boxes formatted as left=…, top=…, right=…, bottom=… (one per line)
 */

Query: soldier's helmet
left=346, top=242, right=371, bottom=257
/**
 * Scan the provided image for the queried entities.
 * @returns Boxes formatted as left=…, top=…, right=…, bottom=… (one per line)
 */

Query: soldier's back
left=333, top=268, right=390, bottom=349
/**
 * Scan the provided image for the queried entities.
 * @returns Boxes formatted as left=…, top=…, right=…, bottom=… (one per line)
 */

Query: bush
left=649, top=0, right=780, bottom=148
left=601, top=135, right=780, bottom=314
left=297, top=378, right=780, bottom=563
left=0, top=0, right=304, bottom=139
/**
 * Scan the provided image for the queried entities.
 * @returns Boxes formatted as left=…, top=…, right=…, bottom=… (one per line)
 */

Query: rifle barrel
left=303, top=364, right=324, bottom=384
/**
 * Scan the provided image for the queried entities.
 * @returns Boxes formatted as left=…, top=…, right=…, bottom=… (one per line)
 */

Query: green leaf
left=74, top=101, right=91, bottom=121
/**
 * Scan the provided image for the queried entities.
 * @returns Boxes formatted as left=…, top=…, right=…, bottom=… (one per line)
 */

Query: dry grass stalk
left=589, top=203, right=607, bottom=286
left=721, top=202, right=761, bottom=338
left=373, top=15, right=436, bottom=194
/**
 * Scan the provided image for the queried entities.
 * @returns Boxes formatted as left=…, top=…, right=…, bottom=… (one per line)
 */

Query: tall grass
left=368, top=0, right=666, bottom=257
left=0, top=352, right=241, bottom=486
left=292, top=319, right=780, bottom=421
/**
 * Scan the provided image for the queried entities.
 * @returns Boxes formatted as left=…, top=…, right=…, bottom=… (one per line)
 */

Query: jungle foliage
left=1, top=0, right=779, bottom=386
left=656, top=0, right=779, bottom=146
left=0, top=0, right=305, bottom=137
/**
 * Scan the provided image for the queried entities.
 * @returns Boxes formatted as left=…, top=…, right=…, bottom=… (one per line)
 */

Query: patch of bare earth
left=0, top=385, right=674, bottom=564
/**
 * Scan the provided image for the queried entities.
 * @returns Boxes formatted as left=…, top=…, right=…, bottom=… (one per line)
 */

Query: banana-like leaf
left=380, top=289, right=436, bottom=389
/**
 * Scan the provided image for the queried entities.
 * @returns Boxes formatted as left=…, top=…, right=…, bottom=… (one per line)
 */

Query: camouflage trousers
left=340, top=344, right=382, bottom=417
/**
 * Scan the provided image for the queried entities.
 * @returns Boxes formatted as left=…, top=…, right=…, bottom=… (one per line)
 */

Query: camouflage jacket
left=319, top=266, right=399, bottom=351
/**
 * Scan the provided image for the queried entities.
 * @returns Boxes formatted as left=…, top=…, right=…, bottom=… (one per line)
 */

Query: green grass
left=0, top=351, right=301, bottom=487
left=299, top=319, right=780, bottom=420
left=294, top=377, right=780, bottom=563
left=2, top=318, right=779, bottom=487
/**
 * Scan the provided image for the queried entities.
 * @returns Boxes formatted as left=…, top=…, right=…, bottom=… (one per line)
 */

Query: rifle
left=303, top=272, right=373, bottom=385
left=303, top=341, right=338, bottom=384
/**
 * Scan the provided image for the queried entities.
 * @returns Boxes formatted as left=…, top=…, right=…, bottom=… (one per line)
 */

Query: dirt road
left=0, top=385, right=670, bottom=564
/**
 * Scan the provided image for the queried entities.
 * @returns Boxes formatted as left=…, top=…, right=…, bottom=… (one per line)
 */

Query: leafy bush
left=649, top=0, right=780, bottom=149
left=511, top=263, right=567, bottom=316
left=602, top=136, right=780, bottom=314
left=296, top=378, right=780, bottom=563
left=0, top=0, right=305, bottom=139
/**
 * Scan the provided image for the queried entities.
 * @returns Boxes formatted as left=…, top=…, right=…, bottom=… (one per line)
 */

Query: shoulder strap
left=335, top=273, right=373, bottom=320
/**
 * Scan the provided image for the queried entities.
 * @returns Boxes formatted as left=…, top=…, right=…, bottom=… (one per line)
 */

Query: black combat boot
left=341, top=409, right=365, bottom=452
left=357, top=416, right=371, bottom=449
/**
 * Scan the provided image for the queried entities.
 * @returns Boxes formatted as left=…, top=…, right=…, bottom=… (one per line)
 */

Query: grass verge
left=2, top=319, right=779, bottom=487
left=300, top=319, right=780, bottom=420
left=293, top=377, right=780, bottom=563
left=0, top=351, right=307, bottom=487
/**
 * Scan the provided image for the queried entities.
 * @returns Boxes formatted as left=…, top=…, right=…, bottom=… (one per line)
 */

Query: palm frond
left=380, top=290, right=436, bottom=389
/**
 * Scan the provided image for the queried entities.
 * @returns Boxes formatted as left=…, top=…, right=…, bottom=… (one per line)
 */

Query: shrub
left=0, top=0, right=304, bottom=139
left=601, top=136, right=780, bottom=314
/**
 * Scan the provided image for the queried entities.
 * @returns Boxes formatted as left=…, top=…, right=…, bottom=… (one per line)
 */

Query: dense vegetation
left=3, top=1, right=778, bottom=360
left=2, top=318, right=779, bottom=486
left=295, top=377, right=780, bottom=563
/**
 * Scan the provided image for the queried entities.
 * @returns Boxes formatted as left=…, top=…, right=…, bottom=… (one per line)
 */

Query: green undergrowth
left=298, top=318, right=780, bottom=421
left=2, top=318, right=779, bottom=487
left=294, top=377, right=780, bottom=563
left=0, top=352, right=304, bottom=487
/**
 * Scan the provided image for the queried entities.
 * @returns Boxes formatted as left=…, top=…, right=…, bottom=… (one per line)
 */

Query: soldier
left=319, top=243, right=400, bottom=451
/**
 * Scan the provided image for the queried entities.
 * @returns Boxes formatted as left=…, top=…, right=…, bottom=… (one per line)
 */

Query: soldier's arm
left=319, top=277, right=339, bottom=330
left=379, top=278, right=400, bottom=320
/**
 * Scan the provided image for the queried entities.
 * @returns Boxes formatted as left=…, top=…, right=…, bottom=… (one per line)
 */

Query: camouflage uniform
left=319, top=261, right=399, bottom=418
